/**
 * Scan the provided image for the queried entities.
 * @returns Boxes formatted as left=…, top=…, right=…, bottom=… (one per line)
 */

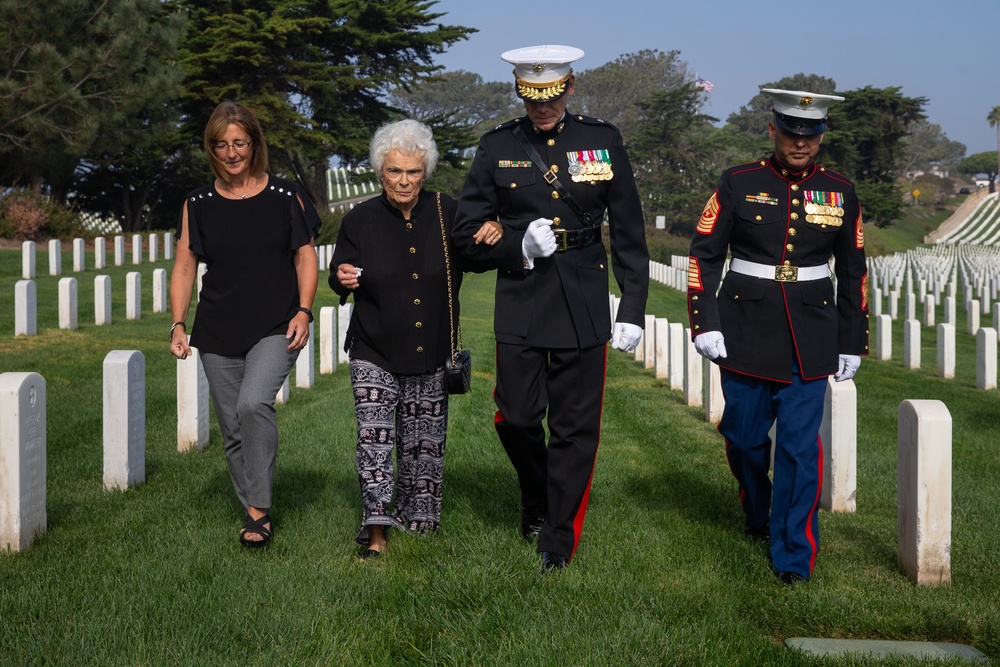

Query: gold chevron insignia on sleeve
left=697, top=192, right=720, bottom=234
left=861, top=271, right=869, bottom=310
left=856, top=214, right=865, bottom=249
left=687, top=256, right=703, bottom=291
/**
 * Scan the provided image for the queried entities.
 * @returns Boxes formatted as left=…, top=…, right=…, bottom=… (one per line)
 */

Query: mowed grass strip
left=0, top=249, right=997, bottom=666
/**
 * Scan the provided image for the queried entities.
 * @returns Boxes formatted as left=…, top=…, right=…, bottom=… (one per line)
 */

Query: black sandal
left=239, top=513, right=272, bottom=548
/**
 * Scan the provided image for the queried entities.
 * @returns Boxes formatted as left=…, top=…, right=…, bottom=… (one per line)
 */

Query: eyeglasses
left=211, top=139, right=251, bottom=154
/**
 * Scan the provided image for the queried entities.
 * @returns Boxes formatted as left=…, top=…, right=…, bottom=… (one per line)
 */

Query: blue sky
left=430, top=0, right=998, bottom=156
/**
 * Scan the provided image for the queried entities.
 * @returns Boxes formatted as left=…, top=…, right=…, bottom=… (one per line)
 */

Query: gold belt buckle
left=554, top=228, right=568, bottom=253
left=774, top=265, right=798, bottom=282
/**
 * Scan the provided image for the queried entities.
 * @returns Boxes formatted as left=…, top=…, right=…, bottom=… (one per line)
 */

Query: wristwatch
left=297, top=307, right=313, bottom=322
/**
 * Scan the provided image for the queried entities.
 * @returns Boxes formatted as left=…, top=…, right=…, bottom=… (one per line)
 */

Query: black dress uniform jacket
left=453, top=112, right=649, bottom=348
left=687, top=155, right=869, bottom=382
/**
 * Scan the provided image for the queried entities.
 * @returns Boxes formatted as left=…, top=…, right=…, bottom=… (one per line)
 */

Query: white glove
left=834, top=354, right=860, bottom=382
left=521, top=217, right=556, bottom=269
left=611, top=322, right=643, bottom=352
left=694, top=331, right=728, bottom=360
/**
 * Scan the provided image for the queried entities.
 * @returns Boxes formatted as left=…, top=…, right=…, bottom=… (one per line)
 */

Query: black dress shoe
left=541, top=551, right=568, bottom=571
left=777, top=571, right=806, bottom=586
left=520, top=507, right=545, bottom=540
left=744, top=522, right=770, bottom=543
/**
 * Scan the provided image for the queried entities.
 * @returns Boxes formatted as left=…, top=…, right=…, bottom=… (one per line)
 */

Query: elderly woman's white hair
left=369, top=119, right=439, bottom=183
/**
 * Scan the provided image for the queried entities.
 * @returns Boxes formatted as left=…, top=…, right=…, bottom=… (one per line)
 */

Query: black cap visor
left=773, top=112, right=826, bottom=136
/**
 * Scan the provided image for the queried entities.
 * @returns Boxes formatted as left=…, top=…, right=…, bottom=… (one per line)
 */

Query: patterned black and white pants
left=349, top=358, right=448, bottom=545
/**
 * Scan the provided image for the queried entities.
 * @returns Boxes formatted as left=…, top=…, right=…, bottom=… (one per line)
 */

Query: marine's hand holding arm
left=833, top=354, right=860, bottom=382
left=611, top=322, right=643, bottom=352
left=694, top=330, right=728, bottom=360
left=521, top=217, right=556, bottom=269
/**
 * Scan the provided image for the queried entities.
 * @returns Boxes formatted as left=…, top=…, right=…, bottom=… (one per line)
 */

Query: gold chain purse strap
left=436, top=191, right=461, bottom=361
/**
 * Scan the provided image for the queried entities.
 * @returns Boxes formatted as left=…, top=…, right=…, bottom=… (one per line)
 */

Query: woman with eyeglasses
left=169, top=100, right=320, bottom=548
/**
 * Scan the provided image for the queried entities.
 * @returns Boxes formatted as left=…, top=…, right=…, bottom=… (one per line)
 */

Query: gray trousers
left=201, top=335, right=298, bottom=511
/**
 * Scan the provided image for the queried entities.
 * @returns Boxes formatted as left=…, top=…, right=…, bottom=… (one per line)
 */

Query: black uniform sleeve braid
left=832, top=186, right=870, bottom=357
left=606, top=128, right=650, bottom=328
left=453, top=135, right=528, bottom=274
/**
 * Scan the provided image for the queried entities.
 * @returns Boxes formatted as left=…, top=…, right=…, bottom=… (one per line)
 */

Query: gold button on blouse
left=412, top=273, right=419, bottom=280
left=406, top=222, right=413, bottom=229
left=416, top=346, right=423, bottom=352
left=415, top=322, right=422, bottom=329
left=409, top=247, right=416, bottom=254
left=413, top=298, right=421, bottom=305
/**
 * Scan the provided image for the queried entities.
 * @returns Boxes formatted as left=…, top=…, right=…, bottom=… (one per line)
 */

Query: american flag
left=696, top=77, right=714, bottom=93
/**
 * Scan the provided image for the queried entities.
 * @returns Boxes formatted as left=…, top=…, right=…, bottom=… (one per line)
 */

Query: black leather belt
left=553, top=227, right=602, bottom=253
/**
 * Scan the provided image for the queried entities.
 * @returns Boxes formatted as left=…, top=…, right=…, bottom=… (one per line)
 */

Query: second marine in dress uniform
left=453, top=45, right=649, bottom=571
left=687, top=88, right=869, bottom=585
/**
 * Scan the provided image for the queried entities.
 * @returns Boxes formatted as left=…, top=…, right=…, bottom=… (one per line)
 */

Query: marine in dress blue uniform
left=687, top=89, right=869, bottom=585
left=453, top=45, right=649, bottom=570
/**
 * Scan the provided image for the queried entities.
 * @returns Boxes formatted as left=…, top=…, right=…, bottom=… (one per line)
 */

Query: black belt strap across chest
left=512, top=125, right=597, bottom=229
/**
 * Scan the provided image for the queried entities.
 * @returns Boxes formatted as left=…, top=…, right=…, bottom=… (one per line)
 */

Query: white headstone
left=164, top=232, right=174, bottom=261
left=58, top=277, right=78, bottom=330
left=148, top=233, right=158, bottom=263
left=126, top=271, right=141, bottom=320
left=820, top=377, right=856, bottom=513
left=319, top=306, right=337, bottom=374
left=876, top=314, right=892, bottom=360
left=897, top=399, right=951, bottom=586
left=131, top=234, right=142, bottom=265
left=653, top=318, right=668, bottom=380
left=176, top=340, right=209, bottom=451
left=72, top=238, right=85, bottom=272
left=703, top=359, right=724, bottom=424
left=275, top=375, right=290, bottom=404
left=944, top=295, right=956, bottom=326
left=923, top=294, right=935, bottom=327
left=95, top=236, right=106, bottom=269
left=295, top=322, right=315, bottom=389
left=966, top=300, right=980, bottom=336
left=655, top=215, right=665, bottom=230
left=95, top=275, right=112, bottom=326
left=667, top=323, right=684, bottom=391
left=904, top=293, right=916, bottom=321
left=14, top=280, right=37, bottom=336
left=22, top=241, right=35, bottom=279
left=936, top=323, right=955, bottom=379
left=903, top=319, right=920, bottom=370
left=0, top=372, right=47, bottom=552
left=152, top=268, right=167, bottom=314
left=975, top=327, right=997, bottom=391
left=642, top=314, right=655, bottom=369
left=103, top=350, right=145, bottom=490
left=48, top=239, right=61, bottom=276
left=683, top=330, right=702, bottom=408
left=114, top=235, right=125, bottom=266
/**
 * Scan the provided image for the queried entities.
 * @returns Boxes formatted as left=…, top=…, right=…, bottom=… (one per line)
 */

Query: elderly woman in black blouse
left=330, top=119, right=497, bottom=560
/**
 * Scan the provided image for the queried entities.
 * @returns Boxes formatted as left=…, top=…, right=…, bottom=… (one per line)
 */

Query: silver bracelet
left=169, top=321, right=186, bottom=341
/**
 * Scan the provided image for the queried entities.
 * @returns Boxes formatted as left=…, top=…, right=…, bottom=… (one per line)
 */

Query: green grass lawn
left=0, top=244, right=997, bottom=666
